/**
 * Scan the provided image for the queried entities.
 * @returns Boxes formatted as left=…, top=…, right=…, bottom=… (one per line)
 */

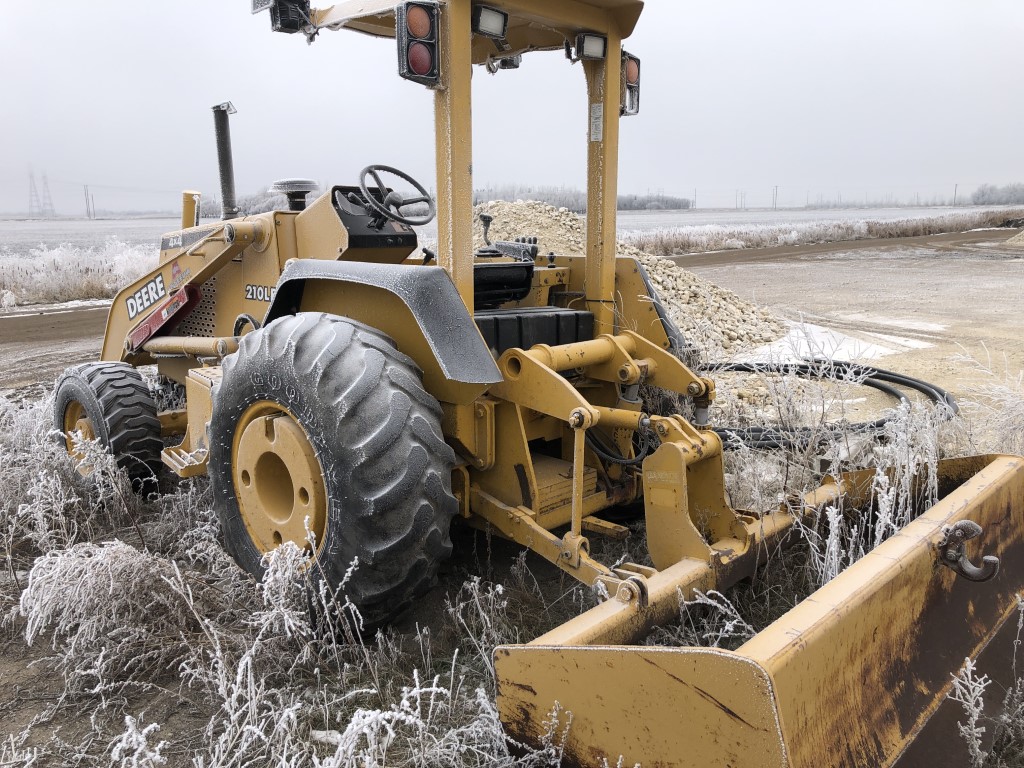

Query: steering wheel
left=357, top=164, right=436, bottom=227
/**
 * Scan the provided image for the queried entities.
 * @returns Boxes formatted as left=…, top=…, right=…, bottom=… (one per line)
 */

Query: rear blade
left=496, top=455, right=1024, bottom=767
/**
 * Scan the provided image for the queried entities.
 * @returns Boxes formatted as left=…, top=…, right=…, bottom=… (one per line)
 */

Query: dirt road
left=1, top=228, right=1021, bottom=400
left=670, top=228, right=1016, bottom=268
left=673, top=228, right=1024, bottom=395
left=0, top=304, right=108, bottom=398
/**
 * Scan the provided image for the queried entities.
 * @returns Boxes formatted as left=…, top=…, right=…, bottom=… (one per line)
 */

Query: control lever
left=480, top=213, right=494, bottom=245
left=346, top=190, right=387, bottom=228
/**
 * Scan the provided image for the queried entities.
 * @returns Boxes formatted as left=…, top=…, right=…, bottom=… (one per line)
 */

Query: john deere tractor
left=54, top=1, right=1024, bottom=765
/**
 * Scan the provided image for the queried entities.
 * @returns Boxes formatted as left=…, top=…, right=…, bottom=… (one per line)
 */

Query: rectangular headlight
left=472, top=5, right=508, bottom=39
left=576, top=32, right=607, bottom=60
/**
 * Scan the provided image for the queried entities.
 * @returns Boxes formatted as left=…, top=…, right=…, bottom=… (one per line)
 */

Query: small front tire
left=53, top=362, right=162, bottom=490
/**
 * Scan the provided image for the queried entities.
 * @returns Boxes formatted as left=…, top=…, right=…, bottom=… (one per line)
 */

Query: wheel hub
left=233, top=405, right=327, bottom=556
left=62, top=400, right=96, bottom=473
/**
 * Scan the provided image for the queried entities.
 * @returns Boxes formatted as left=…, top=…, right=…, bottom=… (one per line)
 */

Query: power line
left=47, top=178, right=186, bottom=195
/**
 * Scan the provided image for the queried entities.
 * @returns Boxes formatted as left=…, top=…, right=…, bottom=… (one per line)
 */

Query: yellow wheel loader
left=53, top=0, right=1024, bottom=765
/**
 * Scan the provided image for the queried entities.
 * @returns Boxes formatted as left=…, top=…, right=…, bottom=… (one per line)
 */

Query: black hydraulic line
left=232, top=313, right=262, bottom=336
left=586, top=426, right=654, bottom=466
left=584, top=359, right=958, bottom=462
left=706, top=359, right=958, bottom=451
left=848, top=362, right=958, bottom=414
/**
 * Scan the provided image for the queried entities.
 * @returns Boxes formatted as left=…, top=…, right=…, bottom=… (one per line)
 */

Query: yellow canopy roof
left=311, top=0, right=644, bottom=61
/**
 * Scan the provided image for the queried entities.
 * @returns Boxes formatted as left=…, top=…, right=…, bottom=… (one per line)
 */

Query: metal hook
left=938, top=520, right=1000, bottom=583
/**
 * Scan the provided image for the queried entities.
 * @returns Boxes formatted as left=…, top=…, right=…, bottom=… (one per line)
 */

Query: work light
left=575, top=32, right=607, bottom=60
left=472, top=5, right=508, bottom=39
left=397, top=2, right=441, bottom=87
left=252, top=0, right=310, bottom=34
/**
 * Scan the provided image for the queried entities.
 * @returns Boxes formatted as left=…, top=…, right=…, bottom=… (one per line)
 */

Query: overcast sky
left=1, top=0, right=1022, bottom=214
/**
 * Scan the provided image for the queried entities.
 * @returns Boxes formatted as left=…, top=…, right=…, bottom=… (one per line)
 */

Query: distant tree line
left=473, top=184, right=690, bottom=212
left=200, top=190, right=289, bottom=219
left=972, top=183, right=1024, bottom=205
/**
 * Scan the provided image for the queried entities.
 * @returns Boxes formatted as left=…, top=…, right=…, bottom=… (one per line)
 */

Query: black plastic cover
left=475, top=307, right=595, bottom=356
left=473, top=262, right=535, bottom=309
left=332, top=186, right=418, bottom=249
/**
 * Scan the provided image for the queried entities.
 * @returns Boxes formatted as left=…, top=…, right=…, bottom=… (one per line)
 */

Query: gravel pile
left=473, top=200, right=787, bottom=355
left=1006, top=229, right=1024, bottom=248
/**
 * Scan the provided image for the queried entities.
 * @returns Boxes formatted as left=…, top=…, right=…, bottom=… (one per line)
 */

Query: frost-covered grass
left=624, top=208, right=1024, bottom=257
left=0, top=395, right=569, bottom=766
left=649, top=355, right=1024, bottom=766
left=2, top=351, right=1024, bottom=764
left=0, top=238, right=154, bottom=308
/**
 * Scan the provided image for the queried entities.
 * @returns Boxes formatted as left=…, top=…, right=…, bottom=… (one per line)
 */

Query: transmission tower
left=27, top=170, right=41, bottom=218
left=27, top=169, right=56, bottom=218
left=40, top=173, right=56, bottom=218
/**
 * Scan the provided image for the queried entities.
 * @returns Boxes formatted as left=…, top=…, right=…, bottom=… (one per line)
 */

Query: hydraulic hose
left=585, top=425, right=655, bottom=466
left=706, top=359, right=958, bottom=451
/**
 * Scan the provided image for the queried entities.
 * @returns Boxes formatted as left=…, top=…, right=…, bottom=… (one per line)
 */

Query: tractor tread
left=53, top=362, right=162, bottom=488
left=210, top=313, right=457, bottom=627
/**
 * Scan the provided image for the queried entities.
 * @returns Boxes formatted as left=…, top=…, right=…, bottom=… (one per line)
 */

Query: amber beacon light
left=397, top=2, right=441, bottom=87
left=621, top=51, right=641, bottom=115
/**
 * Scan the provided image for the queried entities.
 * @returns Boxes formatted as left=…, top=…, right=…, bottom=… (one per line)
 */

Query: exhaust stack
left=212, top=102, right=240, bottom=220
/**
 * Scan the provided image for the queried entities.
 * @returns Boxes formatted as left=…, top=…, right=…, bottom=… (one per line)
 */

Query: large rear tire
left=53, top=362, right=162, bottom=490
left=208, top=313, right=458, bottom=627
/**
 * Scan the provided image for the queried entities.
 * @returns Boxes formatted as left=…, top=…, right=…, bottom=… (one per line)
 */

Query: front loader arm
left=100, top=221, right=263, bottom=363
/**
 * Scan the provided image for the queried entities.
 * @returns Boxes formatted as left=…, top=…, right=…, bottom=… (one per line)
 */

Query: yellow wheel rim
left=231, top=401, right=328, bottom=557
left=62, top=400, right=96, bottom=475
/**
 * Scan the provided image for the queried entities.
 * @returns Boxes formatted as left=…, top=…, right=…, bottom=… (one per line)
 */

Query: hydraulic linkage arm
left=100, top=221, right=264, bottom=364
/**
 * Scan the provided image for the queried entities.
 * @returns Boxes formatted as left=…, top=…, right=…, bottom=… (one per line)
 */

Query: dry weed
left=2, top=337, right=1024, bottom=765
left=0, top=239, right=153, bottom=307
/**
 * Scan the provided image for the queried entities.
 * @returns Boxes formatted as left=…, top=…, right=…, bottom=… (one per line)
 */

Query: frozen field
left=0, top=216, right=181, bottom=250
left=1, top=205, right=1020, bottom=309
left=1, top=204, right=1018, bottom=249
left=615, top=204, right=1021, bottom=234
left=421, top=204, right=1020, bottom=241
